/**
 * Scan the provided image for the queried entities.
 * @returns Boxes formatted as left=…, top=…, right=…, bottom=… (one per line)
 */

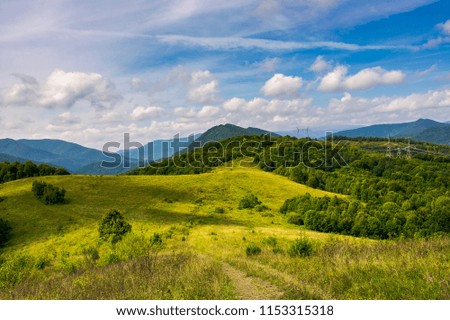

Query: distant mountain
left=0, top=152, right=29, bottom=163
left=411, top=126, right=450, bottom=145
left=334, top=119, right=450, bottom=145
left=193, top=123, right=279, bottom=148
left=0, top=138, right=112, bottom=172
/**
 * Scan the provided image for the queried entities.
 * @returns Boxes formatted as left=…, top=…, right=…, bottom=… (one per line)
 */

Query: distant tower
left=385, top=136, right=392, bottom=158
left=406, top=139, right=412, bottom=161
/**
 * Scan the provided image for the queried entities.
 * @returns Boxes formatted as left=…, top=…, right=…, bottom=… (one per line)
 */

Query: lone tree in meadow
left=98, top=209, right=132, bottom=244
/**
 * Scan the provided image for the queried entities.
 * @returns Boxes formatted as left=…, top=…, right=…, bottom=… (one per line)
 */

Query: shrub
left=238, top=194, right=262, bottom=209
left=214, top=207, right=225, bottom=214
left=0, top=218, right=12, bottom=246
left=255, top=204, right=269, bottom=212
left=261, top=236, right=277, bottom=247
left=288, top=238, right=314, bottom=257
left=98, top=209, right=132, bottom=244
left=246, top=243, right=262, bottom=256
left=32, top=181, right=66, bottom=204
left=150, top=232, right=163, bottom=247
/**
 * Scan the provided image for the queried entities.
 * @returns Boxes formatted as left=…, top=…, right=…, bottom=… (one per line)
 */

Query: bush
left=0, top=218, right=12, bottom=246
left=150, top=232, right=163, bottom=248
left=238, top=194, right=262, bottom=209
left=32, top=181, right=66, bottom=204
left=255, top=204, right=269, bottom=212
left=214, top=207, right=225, bottom=214
left=288, top=238, right=314, bottom=257
left=98, top=209, right=132, bottom=244
left=261, top=236, right=277, bottom=247
left=245, top=243, right=262, bottom=256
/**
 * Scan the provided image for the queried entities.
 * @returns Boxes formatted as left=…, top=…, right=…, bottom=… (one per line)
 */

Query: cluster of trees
left=281, top=193, right=450, bottom=239
left=32, top=181, right=66, bottom=205
left=0, top=161, right=69, bottom=184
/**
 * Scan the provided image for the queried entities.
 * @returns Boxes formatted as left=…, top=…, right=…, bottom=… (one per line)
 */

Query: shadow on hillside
left=138, top=208, right=250, bottom=228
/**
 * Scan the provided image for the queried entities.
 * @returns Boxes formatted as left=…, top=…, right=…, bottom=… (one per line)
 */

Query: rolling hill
left=0, top=162, right=448, bottom=299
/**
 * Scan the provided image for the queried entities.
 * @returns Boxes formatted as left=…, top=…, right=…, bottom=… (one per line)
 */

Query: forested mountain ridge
left=334, top=119, right=449, bottom=145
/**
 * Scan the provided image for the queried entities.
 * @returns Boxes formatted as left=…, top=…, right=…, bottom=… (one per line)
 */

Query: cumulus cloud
left=309, top=55, right=332, bottom=73
left=261, top=73, right=303, bottom=98
left=131, top=105, right=164, bottom=121
left=438, top=19, right=450, bottom=36
left=223, top=97, right=246, bottom=111
left=421, top=20, right=450, bottom=49
left=1, top=69, right=120, bottom=109
left=318, top=66, right=405, bottom=92
left=188, top=70, right=219, bottom=103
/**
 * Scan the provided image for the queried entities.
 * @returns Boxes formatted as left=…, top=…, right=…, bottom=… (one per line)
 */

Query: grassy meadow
left=0, top=165, right=449, bottom=299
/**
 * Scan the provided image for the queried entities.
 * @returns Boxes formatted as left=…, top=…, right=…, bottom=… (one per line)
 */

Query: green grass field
left=0, top=165, right=449, bottom=299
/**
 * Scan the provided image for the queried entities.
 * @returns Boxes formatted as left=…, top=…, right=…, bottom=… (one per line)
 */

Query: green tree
left=98, top=209, right=132, bottom=244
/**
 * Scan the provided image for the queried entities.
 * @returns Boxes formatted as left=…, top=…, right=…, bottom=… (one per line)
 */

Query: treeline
left=0, top=161, right=69, bottom=184
left=281, top=193, right=450, bottom=239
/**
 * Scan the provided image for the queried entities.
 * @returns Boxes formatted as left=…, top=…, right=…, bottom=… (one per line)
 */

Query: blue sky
left=0, top=0, right=449, bottom=148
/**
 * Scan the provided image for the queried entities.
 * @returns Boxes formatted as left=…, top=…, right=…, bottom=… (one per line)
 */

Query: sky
left=0, top=0, right=450, bottom=149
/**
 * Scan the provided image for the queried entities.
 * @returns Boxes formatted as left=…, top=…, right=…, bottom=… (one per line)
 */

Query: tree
left=32, top=181, right=66, bottom=204
left=0, top=218, right=12, bottom=246
left=98, top=209, right=132, bottom=244
left=238, top=194, right=262, bottom=209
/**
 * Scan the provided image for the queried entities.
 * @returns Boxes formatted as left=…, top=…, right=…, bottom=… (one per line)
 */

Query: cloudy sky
left=1, top=0, right=450, bottom=148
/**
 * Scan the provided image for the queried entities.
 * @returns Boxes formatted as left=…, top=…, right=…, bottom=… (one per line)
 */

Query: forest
left=0, top=161, right=69, bottom=184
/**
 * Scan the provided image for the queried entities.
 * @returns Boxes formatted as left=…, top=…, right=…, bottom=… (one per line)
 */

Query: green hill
left=0, top=136, right=449, bottom=300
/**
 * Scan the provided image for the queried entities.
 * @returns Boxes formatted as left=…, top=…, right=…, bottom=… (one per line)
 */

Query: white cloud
left=261, top=73, right=303, bottom=98
left=309, top=55, right=333, bottom=73
left=131, top=106, right=165, bottom=121
left=258, top=57, right=280, bottom=72
left=438, top=19, right=450, bottom=36
left=188, top=70, right=219, bottom=103
left=318, top=66, right=405, bottom=92
left=2, top=69, right=120, bottom=109
left=52, top=111, right=81, bottom=125
left=131, top=77, right=143, bottom=88
left=198, top=106, right=220, bottom=118
left=157, top=35, right=413, bottom=52
left=223, top=97, right=246, bottom=111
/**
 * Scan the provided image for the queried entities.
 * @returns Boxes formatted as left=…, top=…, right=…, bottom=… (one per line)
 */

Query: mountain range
left=334, top=119, right=450, bottom=145
left=0, top=124, right=278, bottom=174
left=0, top=120, right=448, bottom=174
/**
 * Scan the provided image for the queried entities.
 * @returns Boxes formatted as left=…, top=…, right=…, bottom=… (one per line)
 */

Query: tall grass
left=225, top=235, right=450, bottom=299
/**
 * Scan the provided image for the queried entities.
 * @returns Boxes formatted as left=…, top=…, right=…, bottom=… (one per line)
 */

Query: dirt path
left=221, top=263, right=284, bottom=300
